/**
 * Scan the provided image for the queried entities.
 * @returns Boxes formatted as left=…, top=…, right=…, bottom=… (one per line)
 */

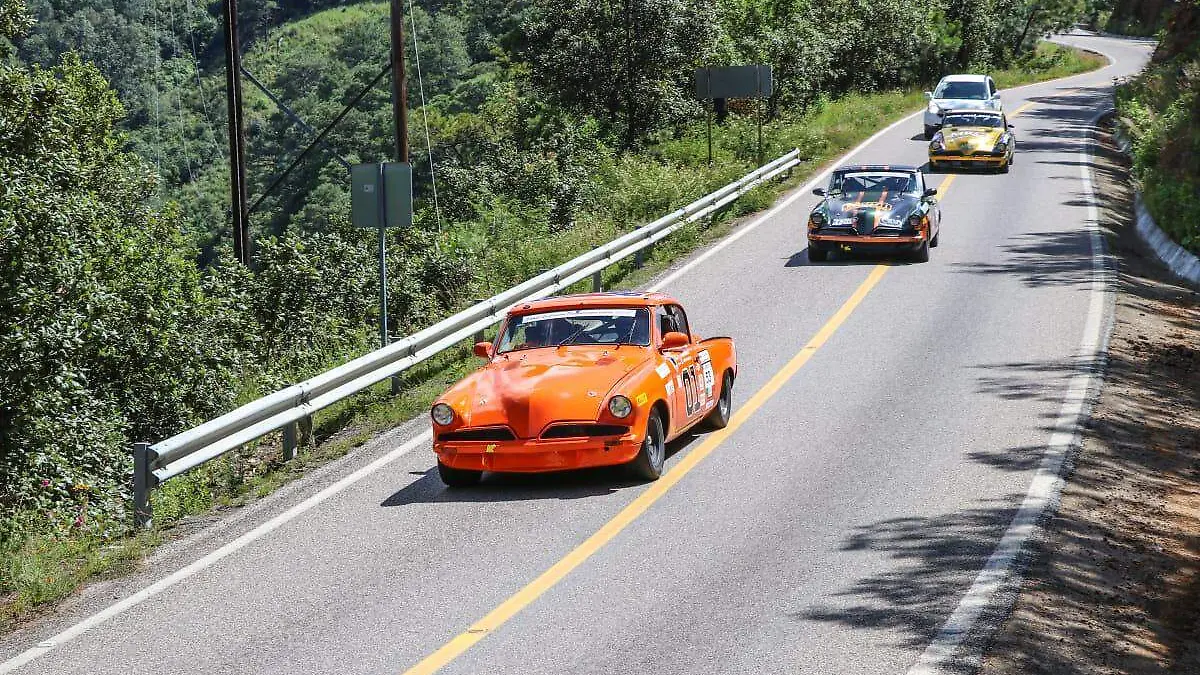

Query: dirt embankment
left=979, top=120, right=1200, bottom=674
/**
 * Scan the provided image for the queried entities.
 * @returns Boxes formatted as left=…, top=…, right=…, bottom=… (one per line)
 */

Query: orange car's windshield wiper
left=556, top=325, right=587, bottom=348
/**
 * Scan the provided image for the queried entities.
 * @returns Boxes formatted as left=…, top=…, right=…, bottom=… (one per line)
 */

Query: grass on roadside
left=0, top=41, right=1105, bottom=635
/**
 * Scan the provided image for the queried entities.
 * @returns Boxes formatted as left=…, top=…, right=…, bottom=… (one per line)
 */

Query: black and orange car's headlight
left=608, top=395, right=633, bottom=419
left=909, top=214, right=923, bottom=230
left=809, top=212, right=825, bottom=229
left=431, top=403, right=455, bottom=426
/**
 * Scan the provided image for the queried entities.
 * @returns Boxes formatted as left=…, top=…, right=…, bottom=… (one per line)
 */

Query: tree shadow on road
left=971, top=120, right=1200, bottom=675
left=796, top=498, right=1020, bottom=650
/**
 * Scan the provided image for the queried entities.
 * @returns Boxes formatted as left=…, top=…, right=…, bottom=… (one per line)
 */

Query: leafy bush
left=1115, top=2, right=1200, bottom=254
left=0, top=54, right=241, bottom=539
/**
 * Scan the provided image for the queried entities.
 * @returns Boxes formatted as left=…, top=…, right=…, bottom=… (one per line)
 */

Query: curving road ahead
left=0, top=32, right=1154, bottom=675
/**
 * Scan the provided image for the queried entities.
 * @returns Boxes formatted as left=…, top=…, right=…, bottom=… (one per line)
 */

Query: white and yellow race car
left=928, top=109, right=1015, bottom=173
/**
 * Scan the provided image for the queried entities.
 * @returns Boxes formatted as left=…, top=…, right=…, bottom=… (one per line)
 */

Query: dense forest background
left=2, top=0, right=1093, bottom=540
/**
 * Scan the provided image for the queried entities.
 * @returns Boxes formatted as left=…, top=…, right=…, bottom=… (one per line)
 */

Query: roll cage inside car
left=828, top=169, right=926, bottom=197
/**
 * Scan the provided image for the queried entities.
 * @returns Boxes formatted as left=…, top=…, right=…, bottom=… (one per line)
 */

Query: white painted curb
left=1113, top=127, right=1200, bottom=286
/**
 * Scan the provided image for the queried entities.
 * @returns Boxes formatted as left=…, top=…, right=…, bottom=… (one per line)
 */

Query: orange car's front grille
left=540, top=424, right=631, bottom=439
left=437, top=426, right=516, bottom=442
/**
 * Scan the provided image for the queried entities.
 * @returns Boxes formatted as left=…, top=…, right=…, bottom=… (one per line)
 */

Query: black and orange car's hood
left=818, top=193, right=921, bottom=235
left=438, top=346, right=652, bottom=438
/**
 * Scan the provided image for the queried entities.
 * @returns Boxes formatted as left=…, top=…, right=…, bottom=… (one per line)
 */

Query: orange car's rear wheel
left=628, top=409, right=665, bottom=481
left=704, top=372, right=733, bottom=430
left=438, top=460, right=482, bottom=488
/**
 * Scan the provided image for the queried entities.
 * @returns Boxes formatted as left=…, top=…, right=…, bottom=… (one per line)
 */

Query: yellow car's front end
left=928, top=110, right=1014, bottom=172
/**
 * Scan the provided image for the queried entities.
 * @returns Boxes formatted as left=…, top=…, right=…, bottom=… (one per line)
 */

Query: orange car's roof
left=507, top=291, right=676, bottom=317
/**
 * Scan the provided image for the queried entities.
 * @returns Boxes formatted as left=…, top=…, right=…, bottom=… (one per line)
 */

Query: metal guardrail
left=131, top=149, right=803, bottom=527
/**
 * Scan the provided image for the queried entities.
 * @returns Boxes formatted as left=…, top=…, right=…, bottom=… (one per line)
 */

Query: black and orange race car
left=429, top=292, right=738, bottom=486
left=806, top=165, right=942, bottom=263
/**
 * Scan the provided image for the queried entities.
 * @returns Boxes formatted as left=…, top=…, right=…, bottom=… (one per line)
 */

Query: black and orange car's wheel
left=704, top=372, right=734, bottom=430
left=913, top=239, right=930, bottom=263
left=628, top=409, right=666, bottom=481
left=931, top=225, right=940, bottom=248
left=438, top=461, right=482, bottom=488
left=807, top=245, right=828, bottom=263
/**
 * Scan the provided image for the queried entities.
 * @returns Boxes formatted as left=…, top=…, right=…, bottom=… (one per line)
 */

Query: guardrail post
left=132, top=442, right=153, bottom=530
left=299, top=415, right=313, bottom=447
left=592, top=270, right=602, bottom=292
left=282, top=422, right=299, bottom=461
left=635, top=249, right=644, bottom=269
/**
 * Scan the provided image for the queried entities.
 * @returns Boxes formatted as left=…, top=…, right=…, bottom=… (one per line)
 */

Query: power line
left=408, top=0, right=442, bottom=235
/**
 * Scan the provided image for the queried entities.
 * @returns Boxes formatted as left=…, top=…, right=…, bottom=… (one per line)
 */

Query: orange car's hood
left=441, top=345, right=652, bottom=438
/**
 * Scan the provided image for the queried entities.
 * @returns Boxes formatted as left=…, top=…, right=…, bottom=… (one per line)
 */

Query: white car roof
left=939, top=74, right=989, bottom=83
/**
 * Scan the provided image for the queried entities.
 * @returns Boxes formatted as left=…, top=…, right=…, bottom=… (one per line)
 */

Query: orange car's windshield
left=496, top=308, right=651, bottom=352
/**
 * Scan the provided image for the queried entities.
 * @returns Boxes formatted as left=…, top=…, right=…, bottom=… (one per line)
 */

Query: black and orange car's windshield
left=496, top=308, right=651, bottom=353
left=829, top=171, right=916, bottom=198
left=943, top=113, right=1002, bottom=128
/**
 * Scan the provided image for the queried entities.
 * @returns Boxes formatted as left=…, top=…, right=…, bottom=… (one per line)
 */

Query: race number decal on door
left=698, top=350, right=715, bottom=399
left=679, top=364, right=705, bottom=416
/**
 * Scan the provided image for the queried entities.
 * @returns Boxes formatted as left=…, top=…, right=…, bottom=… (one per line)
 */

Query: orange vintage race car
left=429, top=292, right=738, bottom=486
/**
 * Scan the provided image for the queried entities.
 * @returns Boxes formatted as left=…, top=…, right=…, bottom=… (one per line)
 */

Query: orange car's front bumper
left=435, top=434, right=643, bottom=473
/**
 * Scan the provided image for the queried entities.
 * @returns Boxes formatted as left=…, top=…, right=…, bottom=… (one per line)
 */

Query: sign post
left=694, top=65, right=774, bottom=165
left=352, top=162, right=413, bottom=366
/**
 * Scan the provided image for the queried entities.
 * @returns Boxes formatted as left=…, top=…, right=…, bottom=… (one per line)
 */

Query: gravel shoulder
left=979, top=118, right=1200, bottom=674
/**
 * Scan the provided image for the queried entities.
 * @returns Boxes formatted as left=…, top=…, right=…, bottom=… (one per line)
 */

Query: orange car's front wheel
left=438, top=460, right=482, bottom=488
left=628, top=409, right=665, bottom=481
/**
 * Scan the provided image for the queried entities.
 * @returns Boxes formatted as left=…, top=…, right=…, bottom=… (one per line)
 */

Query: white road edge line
left=0, top=431, right=433, bottom=674
left=0, top=42, right=1120, bottom=673
left=905, top=106, right=1116, bottom=675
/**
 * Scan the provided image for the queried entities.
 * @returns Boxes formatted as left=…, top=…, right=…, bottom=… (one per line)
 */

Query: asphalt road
left=0, top=32, right=1154, bottom=675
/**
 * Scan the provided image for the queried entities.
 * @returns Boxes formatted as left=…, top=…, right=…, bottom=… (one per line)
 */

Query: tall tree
left=521, top=0, right=716, bottom=148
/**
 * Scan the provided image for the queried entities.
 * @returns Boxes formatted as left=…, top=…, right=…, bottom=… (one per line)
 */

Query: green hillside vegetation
left=1116, top=1, right=1200, bottom=254
left=1, top=0, right=1103, bottom=628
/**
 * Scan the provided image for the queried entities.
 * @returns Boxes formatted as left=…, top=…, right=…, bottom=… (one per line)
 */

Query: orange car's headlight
left=608, top=395, right=633, bottom=419
left=431, top=403, right=455, bottom=426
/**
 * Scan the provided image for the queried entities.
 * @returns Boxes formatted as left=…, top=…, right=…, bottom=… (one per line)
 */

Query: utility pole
left=382, top=0, right=408, bottom=394
left=390, top=0, right=409, bottom=165
left=222, top=0, right=250, bottom=264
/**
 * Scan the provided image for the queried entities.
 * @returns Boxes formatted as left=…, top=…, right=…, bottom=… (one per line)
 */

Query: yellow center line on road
left=1010, top=101, right=1036, bottom=117
left=936, top=174, right=957, bottom=199
left=399, top=265, right=895, bottom=675
left=400, top=139, right=975, bottom=675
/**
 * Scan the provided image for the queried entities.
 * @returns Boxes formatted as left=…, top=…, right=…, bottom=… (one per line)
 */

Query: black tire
left=928, top=160, right=940, bottom=172
left=930, top=226, right=940, bottom=248
left=807, top=246, right=828, bottom=262
left=438, top=461, right=482, bottom=487
left=924, top=125, right=938, bottom=140
left=704, top=372, right=734, bottom=430
left=913, top=240, right=930, bottom=263
left=628, top=409, right=666, bottom=481
left=999, top=161, right=1010, bottom=174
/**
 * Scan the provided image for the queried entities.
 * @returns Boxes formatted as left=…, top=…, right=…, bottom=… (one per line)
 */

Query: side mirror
left=473, top=341, right=492, bottom=359
left=812, top=187, right=826, bottom=196
left=922, top=187, right=938, bottom=199
left=1007, top=123, right=1015, bottom=129
left=660, top=331, right=689, bottom=350
left=923, top=91, right=933, bottom=100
